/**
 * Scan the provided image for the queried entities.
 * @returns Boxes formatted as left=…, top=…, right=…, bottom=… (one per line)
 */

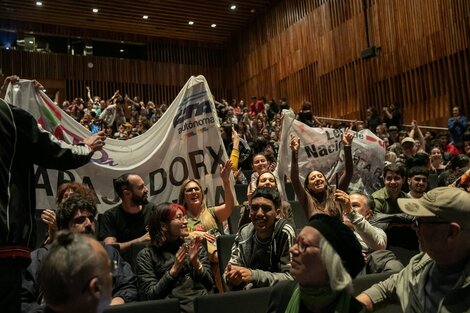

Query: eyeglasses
left=293, top=236, right=319, bottom=254
left=185, top=186, right=201, bottom=193
left=82, top=259, right=117, bottom=293
left=72, top=215, right=95, bottom=225
left=414, top=218, right=450, bottom=229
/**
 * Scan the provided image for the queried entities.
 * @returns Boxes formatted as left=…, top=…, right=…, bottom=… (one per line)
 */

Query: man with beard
left=22, top=194, right=138, bottom=313
left=224, top=187, right=295, bottom=290
left=100, top=174, right=154, bottom=259
left=406, top=166, right=429, bottom=199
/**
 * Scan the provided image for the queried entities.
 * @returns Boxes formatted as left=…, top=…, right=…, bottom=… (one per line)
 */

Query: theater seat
left=216, top=234, right=236, bottom=291
left=104, top=298, right=180, bottom=313
left=289, top=201, right=307, bottom=231
left=234, top=184, right=248, bottom=203
left=194, top=287, right=271, bottom=313
left=228, top=205, right=243, bottom=234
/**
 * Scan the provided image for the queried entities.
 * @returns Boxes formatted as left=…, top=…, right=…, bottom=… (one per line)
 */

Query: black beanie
left=307, top=214, right=365, bottom=278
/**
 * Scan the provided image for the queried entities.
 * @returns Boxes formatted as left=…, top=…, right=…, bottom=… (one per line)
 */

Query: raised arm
left=289, top=135, right=310, bottom=216
left=214, top=159, right=235, bottom=222
left=409, top=120, right=425, bottom=150
left=338, top=128, right=353, bottom=192
left=0, top=75, right=19, bottom=99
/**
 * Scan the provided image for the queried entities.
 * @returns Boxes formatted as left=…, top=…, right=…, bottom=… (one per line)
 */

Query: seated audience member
left=22, top=195, right=138, bottom=313
left=268, top=214, right=366, bottom=313
left=357, top=187, right=470, bottom=312
left=178, top=160, right=234, bottom=292
left=136, top=203, right=213, bottom=313
left=238, top=170, right=295, bottom=229
left=343, top=192, right=404, bottom=274
left=99, top=174, right=154, bottom=259
left=438, top=154, right=469, bottom=187
left=372, top=164, right=407, bottom=214
left=39, top=231, right=114, bottom=313
left=225, top=187, right=295, bottom=290
left=290, top=130, right=354, bottom=220
left=247, top=153, right=272, bottom=200
left=406, top=166, right=429, bottom=199
left=40, top=182, right=96, bottom=244
left=450, top=168, right=470, bottom=192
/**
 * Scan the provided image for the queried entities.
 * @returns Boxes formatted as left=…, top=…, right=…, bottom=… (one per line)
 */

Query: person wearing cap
left=395, top=137, right=417, bottom=169
left=268, top=214, right=366, bottom=313
left=357, top=187, right=470, bottom=312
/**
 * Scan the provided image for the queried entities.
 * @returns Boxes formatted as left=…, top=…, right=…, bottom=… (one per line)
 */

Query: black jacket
left=21, top=243, right=138, bottom=313
left=0, top=99, right=92, bottom=259
left=136, top=239, right=213, bottom=313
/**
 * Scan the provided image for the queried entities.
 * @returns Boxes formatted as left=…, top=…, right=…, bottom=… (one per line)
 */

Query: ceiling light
left=250, top=9, right=256, bottom=13
left=230, top=5, right=236, bottom=10
left=92, top=8, right=98, bottom=13
left=211, top=24, right=216, bottom=28
left=36, top=1, right=43, bottom=6
left=143, top=15, right=148, bottom=19
left=120, top=41, right=124, bottom=43
left=188, top=21, right=194, bottom=25
left=29, top=41, right=34, bottom=44
left=120, top=49, right=124, bottom=53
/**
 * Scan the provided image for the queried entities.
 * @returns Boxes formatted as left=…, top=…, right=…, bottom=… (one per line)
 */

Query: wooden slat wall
left=228, top=0, right=470, bottom=126
left=0, top=41, right=229, bottom=103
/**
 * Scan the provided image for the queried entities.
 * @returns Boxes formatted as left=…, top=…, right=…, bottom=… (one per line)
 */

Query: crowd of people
left=1, top=74, right=470, bottom=313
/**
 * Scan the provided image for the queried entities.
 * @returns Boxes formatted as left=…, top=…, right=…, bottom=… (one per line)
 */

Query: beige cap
left=401, top=137, right=415, bottom=145
left=398, top=187, right=470, bottom=229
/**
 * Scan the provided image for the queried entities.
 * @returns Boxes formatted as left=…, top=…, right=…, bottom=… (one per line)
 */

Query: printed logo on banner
left=172, top=91, right=216, bottom=134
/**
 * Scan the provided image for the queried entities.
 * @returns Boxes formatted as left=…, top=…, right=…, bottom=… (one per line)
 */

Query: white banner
left=276, top=111, right=385, bottom=196
left=6, top=76, right=233, bottom=212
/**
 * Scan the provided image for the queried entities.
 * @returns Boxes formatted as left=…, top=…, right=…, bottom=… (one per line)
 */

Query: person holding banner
left=0, top=74, right=107, bottom=313
left=289, top=129, right=354, bottom=220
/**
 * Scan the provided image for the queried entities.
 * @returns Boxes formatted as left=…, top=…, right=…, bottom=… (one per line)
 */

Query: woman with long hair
left=136, top=203, right=213, bottom=313
left=290, top=129, right=354, bottom=220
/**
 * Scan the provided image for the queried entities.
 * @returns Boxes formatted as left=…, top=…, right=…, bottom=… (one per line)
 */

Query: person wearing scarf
left=268, top=214, right=366, bottom=313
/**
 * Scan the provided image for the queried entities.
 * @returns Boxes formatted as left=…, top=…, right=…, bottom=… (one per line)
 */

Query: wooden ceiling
left=0, top=0, right=274, bottom=44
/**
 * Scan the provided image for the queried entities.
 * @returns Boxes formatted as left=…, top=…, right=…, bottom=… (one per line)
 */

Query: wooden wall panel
left=228, top=0, right=470, bottom=126
left=0, top=41, right=229, bottom=104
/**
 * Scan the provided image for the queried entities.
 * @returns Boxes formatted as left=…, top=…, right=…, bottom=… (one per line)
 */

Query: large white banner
left=6, top=76, right=233, bottom=212
left=276, top=112, right=385, bottom=196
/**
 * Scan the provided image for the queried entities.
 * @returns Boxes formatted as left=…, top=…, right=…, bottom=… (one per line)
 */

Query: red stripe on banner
left=365, top=135, right=377, bottom=143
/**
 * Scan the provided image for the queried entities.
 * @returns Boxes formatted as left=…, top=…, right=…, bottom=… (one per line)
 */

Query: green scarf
left=284, top=285, right=351, bottom=313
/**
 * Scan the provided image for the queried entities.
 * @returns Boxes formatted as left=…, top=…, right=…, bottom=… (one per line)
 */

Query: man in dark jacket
left=0, top=75, right=107, bottom=312
left=21, top=194, right=138, bottom=313
left=224, top=187, right=295, bottom=290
